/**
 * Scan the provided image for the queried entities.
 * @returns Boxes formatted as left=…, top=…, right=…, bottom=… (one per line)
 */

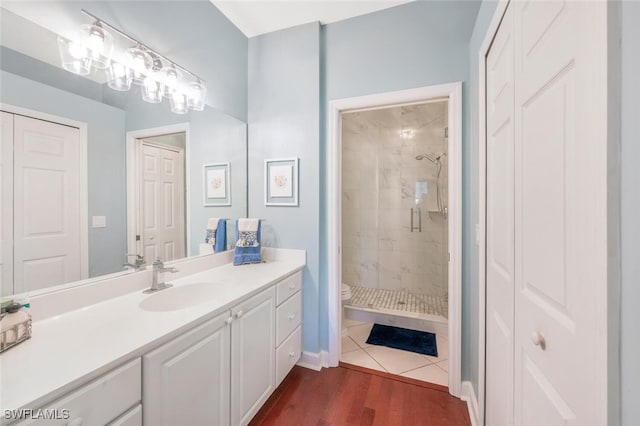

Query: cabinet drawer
left=276, top=291, right=302, bottom=346
left=275, top=326, right=302, bottom=386
left=107, top=404, right=142, bottom=426
left=276, top=271, right=302, bottom=306
left=18, top=358, right=141, bottom=426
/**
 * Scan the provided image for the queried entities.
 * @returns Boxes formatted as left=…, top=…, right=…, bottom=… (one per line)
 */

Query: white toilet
left=341, top=283, right=352, bottom=337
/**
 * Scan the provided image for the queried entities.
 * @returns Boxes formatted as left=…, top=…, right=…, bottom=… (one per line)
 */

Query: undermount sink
left=139, top=282, right=219, bottom=312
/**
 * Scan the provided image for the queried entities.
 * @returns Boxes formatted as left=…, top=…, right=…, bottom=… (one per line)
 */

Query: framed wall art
left=203, top=162, right=231, bottom=206
left=264, top=158, right=299, bottom=206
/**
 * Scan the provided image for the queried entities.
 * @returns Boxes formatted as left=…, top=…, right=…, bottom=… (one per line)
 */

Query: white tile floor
left=340, top=320, right=449, bottom=387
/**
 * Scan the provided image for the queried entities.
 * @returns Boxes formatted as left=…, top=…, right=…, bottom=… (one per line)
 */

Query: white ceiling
left=211, top=0, right=414, bottom=38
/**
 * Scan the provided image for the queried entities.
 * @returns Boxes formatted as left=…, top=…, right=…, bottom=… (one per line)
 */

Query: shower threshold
left=345, top=286, right=448, bottom=336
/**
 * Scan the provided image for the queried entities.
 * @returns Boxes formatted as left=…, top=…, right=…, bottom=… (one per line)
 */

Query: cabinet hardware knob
left=225, top=317, right=233, bottom=325
left=288, top=313, right=295, bottom=321
left=288, top=283, right=295, bottom=290
left=236, top=310, right=243, bottom=318
left=289, top=352, right=295, bottom=358
left=67, top=418, right=84, bottom=426
left=531, top=331, right=546, bottom=350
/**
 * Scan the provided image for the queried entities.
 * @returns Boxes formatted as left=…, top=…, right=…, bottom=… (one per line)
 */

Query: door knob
left=531, top=331, right=546, bottom=350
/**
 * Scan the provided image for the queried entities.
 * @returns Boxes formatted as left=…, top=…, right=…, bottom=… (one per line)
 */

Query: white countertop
left=0, top=251, right=305, bottom=415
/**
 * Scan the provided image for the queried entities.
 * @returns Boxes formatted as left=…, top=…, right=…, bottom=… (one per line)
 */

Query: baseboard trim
left=460, top=381, right=479, bottom=426
left=296, top=350, right=330, bottom=371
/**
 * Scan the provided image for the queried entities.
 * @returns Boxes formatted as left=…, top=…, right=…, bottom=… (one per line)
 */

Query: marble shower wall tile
left=341, top=101, right=449, bottom=297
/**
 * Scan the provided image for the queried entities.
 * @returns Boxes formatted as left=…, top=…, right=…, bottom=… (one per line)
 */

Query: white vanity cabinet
left=142, top=311, right=231, bottom=426
left=15, top=359, right=141, bottom=426
left=274, top=271, right=303, bottom=386
left=7, top=263, right=304, bottom=426
left=230, top=286, right=275, bottom=426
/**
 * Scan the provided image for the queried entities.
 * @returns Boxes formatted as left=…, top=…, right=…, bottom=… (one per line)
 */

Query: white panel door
left=140, top=143, right=185, bottom=262
left=0, top=112, right=14, bottom=296
left=485, top=4, right=515, bottom=425
left=13, top=115, right=81, bottom=293
left=143, top=312, right=231, bottom=426
left=231, top=287, right=275, bottom=426
left=513, top=1, right=607, bottom=424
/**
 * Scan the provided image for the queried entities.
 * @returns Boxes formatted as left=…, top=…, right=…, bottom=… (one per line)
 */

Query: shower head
left=415, top=153, right=446, bottom=163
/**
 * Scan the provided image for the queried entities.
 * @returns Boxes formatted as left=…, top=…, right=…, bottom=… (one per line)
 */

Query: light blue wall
left=620, top=1, right=639, bottom=423
left=319, top=1, right=481, bottom=369
left=0, top=70, right=127, bottom=279
left=248, top=22, right=321, bottom=353
left=3, top=0, right=248, bottom=120
left=466, top=0, right=499, bottom=398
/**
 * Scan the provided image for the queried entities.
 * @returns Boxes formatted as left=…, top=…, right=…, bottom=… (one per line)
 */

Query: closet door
left=13, top=115, right=82, bottom=293
left=0, top=112, right=14, bottom=296
left=485, top=4, right=515, bottom=425
left=513, top=1, right=608, bottom=424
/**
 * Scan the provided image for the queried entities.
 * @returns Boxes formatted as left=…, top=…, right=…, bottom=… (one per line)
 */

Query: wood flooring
left=249, top=363, right=471, bottom=426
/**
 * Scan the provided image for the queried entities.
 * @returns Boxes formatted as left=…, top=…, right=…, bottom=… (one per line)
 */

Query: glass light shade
left=58, top=36, right=91, bottom=75
left=170, top=92, right=188, bottom=114
left=187, top=81, right=207, bottom=111
left=163, top=67, right=179, bottom=99
left=79, top=23, right=114, bottom=69
left=106, top=61, right=132, bottom=91
left=126, top=46, right=152, bottom=85
left=142, top=75, right=165, bottom=103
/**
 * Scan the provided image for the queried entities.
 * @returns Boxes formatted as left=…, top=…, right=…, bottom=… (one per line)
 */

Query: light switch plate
left=92, top=216, right=106, bottom=228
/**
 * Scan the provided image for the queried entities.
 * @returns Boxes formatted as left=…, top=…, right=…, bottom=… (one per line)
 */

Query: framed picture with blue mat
left=366, top=324, right=438, bottom=357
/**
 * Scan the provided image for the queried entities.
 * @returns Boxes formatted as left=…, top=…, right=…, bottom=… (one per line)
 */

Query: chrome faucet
left=143, top=258, right=179, bottom=294
left=124, top=254, right=146, bottom=271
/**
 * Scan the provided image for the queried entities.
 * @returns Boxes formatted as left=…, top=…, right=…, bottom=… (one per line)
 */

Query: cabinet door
left=231, top=287, right=275, bottom=426
left=143, top=312, right=231, bottom=426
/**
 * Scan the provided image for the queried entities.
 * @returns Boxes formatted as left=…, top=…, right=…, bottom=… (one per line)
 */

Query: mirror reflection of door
left=136, top=133, right=186, bottom=262
left=1, top=111, right=87, bottom=296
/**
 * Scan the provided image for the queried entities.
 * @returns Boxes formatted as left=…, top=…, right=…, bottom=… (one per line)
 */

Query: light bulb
left=142, top=75, right=165, bottom=103
left=107, top=61, right=132, bottom=91
left=58, top=36, right=91, bottom=75
left=89, top=32, right=104, bottom=59
left=69, top=42, right=87, bottom=60
left=170, top=91, right=188, bottom=114
left=79, top=24, right=113, bottom=69
left=113, top=62, right=126, bottom=78
left=187, top=81, right=206, bottom=111
left=163, top=66, right=178, bottom=99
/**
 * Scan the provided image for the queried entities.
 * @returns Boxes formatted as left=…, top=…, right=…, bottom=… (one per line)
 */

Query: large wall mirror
left=0, top=5, right=248, bottom=297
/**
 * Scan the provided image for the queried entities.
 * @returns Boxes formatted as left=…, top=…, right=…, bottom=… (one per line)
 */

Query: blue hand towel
left=205, top=218, right=227, bottom=253
left=214, top=219, right=227, bottom=252
left=233, top=219, right=262, bottom=265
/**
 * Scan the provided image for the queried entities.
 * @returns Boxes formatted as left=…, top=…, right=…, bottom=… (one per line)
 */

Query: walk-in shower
left=341, top=100, right=449, bottom=334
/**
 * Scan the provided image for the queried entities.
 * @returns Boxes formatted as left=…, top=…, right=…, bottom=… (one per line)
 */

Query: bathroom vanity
left=0, top=248, right=305, bottom=426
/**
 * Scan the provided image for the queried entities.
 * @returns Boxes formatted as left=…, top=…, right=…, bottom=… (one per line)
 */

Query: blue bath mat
left=366, top=324, right=438, bottom=357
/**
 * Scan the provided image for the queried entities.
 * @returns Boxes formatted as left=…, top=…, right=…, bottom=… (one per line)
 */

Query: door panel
left=0, top=112, right=14, bottom=296
left=13, top=115, right=81, bottom=293
left=513, top=1, right=606, bottom=424
left=485, top=4, right=515, bottom=425
left=140, top=143, right=184, bottom=262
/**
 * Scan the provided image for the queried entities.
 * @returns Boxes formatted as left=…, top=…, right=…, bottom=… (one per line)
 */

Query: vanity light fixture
left=57, top=9, right=207, bottom=114
left=79, top=23, right=114, bottom=69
